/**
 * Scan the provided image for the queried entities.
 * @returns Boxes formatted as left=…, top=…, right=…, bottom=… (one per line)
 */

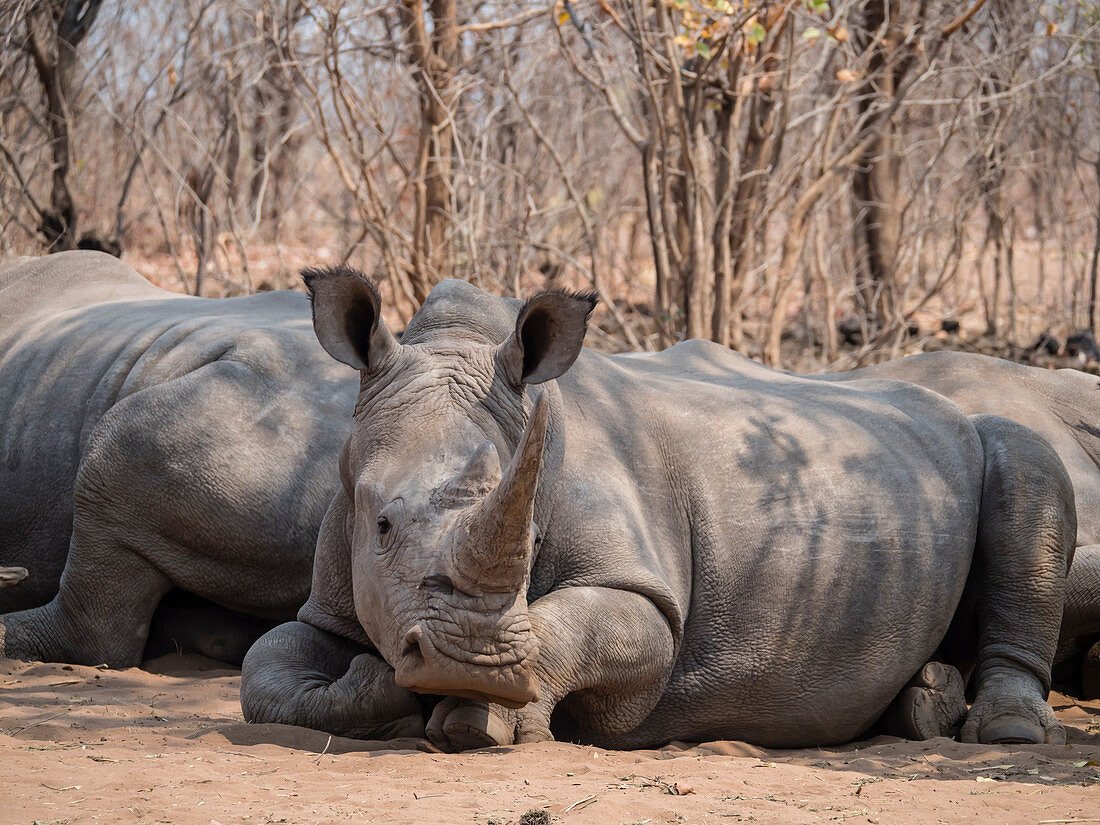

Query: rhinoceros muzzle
left=394, top=621, right=541, bottom=707
left=387, top=394, right=551, bottom=708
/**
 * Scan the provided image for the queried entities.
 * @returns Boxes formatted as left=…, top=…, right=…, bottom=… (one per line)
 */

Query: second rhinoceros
left=241, top=267, right=1076, bottom=750
left=0, top=251, right=356, bottom=667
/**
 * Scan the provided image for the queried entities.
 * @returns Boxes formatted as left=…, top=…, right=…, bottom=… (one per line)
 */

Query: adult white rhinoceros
left=240, top=268, right=1079, bottom=751
left=0, top=251, right=356, bottom=666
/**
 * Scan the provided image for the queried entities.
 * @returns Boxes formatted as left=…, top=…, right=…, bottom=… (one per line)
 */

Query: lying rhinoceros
left=240, top=268, right=1077, bottom=750
left=0, top=251, right=356, bottom=666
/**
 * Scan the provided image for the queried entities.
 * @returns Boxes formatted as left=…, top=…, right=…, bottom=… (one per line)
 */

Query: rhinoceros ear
left=497, top=289, right=598, bottom=385
left=302, top=265, right=398, bottom=372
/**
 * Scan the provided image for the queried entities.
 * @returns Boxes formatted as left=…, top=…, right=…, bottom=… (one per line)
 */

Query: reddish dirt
left=2, top=654, right=1098, bottom=824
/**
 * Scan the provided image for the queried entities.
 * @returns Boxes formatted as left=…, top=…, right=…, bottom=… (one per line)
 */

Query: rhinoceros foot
left=961, top=670, right=1065, bottom=745
left=892, top=661, right=968, bottom=740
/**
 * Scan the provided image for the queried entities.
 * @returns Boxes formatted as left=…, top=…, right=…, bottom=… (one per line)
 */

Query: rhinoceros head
left=303, top=266, right=595, bottom=708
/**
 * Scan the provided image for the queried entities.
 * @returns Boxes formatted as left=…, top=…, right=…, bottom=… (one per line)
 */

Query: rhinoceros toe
left=960, top=671, right=1065, bottom=746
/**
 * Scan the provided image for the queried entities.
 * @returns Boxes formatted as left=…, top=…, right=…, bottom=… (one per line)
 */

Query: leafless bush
left=0, top=0, right=1096, bottom=369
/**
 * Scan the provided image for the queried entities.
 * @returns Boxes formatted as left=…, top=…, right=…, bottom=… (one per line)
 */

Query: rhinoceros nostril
left=418, top=574, right=454, bottom=595
left=403, top=623, right=426, bottom=662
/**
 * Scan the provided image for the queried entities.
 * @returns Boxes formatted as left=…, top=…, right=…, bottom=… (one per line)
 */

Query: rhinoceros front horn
left=456, top=392, right=550, bottom=592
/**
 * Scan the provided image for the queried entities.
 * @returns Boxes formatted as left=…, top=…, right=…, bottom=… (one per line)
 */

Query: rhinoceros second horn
left=456, top=392, right=549, bottom=593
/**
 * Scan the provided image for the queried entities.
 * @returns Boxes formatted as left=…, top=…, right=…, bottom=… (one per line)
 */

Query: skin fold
left=241, top=269, right=1083, bottom=750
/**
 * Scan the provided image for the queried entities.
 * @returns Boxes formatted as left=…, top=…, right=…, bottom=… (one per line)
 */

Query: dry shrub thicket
left=1, top=0, right=1098, bottom=369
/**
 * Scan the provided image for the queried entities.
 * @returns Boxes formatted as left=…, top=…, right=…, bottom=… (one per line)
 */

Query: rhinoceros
left=240, top=267, right=1079, bottom=751
left=0, top=251, right=356, bottom=666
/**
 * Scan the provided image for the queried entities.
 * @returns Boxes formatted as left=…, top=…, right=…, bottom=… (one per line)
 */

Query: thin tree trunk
left=402, top=0, right=458, bottom=301
left=1089, top=152, right=1100, bottom=335
left=851, top=0, right=918, bottom=323
left=643, top=139, right=672, bottom=323
left=25, top=0, right=103, bottom=251
left=711, top=92, right=735, bottom=346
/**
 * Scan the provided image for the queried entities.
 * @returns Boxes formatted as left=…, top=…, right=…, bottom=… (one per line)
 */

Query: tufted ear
left=302, top=265, right=398, bottom=372
left=496, top=289, right=598, bottom=385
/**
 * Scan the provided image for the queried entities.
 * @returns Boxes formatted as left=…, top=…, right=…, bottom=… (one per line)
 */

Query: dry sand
left=2, top=654, right=1098, bottom=825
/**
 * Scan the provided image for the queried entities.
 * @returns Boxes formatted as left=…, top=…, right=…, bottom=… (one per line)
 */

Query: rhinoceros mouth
left=394, top=623, right=540, bottom=708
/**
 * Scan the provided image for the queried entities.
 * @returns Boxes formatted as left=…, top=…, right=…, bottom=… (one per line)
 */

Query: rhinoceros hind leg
left=0, top=527, right=170, bottom=667
left=957, top=415, right=1075, bottom=746
left=886, top=661, right=967, bottom=740
left=0, top=406, right=174, bottom=666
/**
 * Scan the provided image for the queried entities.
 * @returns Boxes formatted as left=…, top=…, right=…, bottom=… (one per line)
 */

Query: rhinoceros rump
left=843, top=352, right=1100, bottom=665
left=242, top=267, right=1077, bottom=750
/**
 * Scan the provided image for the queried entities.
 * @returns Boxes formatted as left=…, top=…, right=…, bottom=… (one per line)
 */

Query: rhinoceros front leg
left=241, top=621, right=425, bottom=740
left=958, top=415, right=1076, bottom=745
left=426, top=587, right=675, bottom=751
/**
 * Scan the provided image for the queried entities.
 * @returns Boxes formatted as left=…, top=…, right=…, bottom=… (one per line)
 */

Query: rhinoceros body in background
left=0, top=251, right=356, bottom=666
left=240, top=269, right=1080, bottom=751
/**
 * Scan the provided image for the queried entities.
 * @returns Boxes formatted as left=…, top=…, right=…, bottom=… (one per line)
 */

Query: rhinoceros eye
left=377, top=516, right=392, bottom=536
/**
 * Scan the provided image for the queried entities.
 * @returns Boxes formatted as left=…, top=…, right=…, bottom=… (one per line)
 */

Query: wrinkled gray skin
left=845, top=353, right=1100, bottom=674
left=241, top=269, right=1076, bottom=750
left=0, top=251, right=356, bottom=666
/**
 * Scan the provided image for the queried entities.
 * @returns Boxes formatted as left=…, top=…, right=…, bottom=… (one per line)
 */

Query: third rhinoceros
left=241, top=267, right=1077, bottom=750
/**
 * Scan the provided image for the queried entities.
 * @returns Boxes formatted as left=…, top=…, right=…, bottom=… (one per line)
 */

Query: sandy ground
left=2, top=655, right=1098, bottom=825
